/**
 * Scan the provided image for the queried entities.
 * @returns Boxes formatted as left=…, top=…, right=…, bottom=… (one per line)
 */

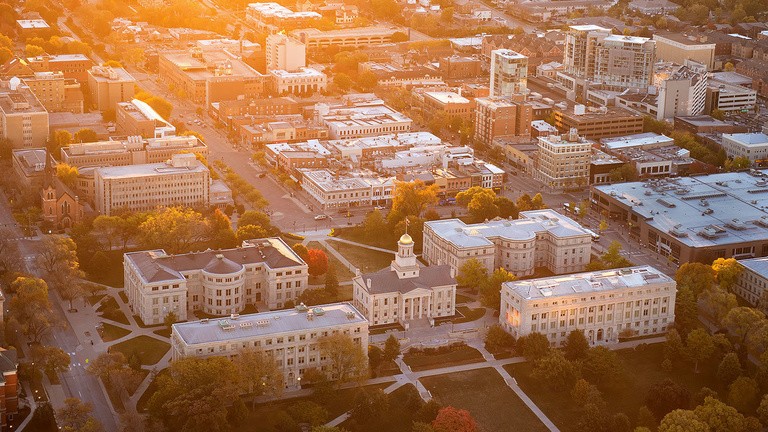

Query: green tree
left=675, top=288, right=699, bottom=333
left=292, top=243, right=309, bottom=260
left=325, top=261, right=339, bottom=299
left=717, top=352, right=742, bottom=385
left=484, top=324, right=515, bottom=353
left=440, top=6, right=454, bottom=22
left=73, top=128, right=98, bottom=143
left=236, top=224, right=268, bottom=243
left=233, top=348, right=283, bottom=409
left=48, top=129, right=73, bottom=154
left=333, top=73, right=352, bottom=92
left=609, top=164, right=640, bottom=182
left=517, top=332, right=551, bottom=361
left=694, top=396, right=749, bottom=431
left=582, top=346, right=622, bottom=386
left=480, top=267, right=515, bottom=310
left=31, top=345, right=70, bottom=379
left=728, top=377, right=760, bottom=413
left=531, top=350, right=578, bottom=390
left=238, top=211, right=271, bottom=231
left=646, top=379, right=691, bottom=420
left=36, top=234, right=78, bottom=273
left=139, top=207, right=209, bottom=254
left=664, top=329, right=684, bottom=361
left=363, top=210, right=387, bottom=245
left=564, top=329, right=590, bottom=361
left=318, top=333, right=367, bottom=389
left=757, top=394, right=768, bottom=425
left=658, top=409, right=708, bottom=432
left=722, top=307, right=765, bottom=345
left=26, top=44, right=44, bottom=56
left=699, top=288, right=738, bottom=327
left=457, top=258, right=487, bottom=288
left=357, top=71, right=378, bottom=91
left=571, top=379, right=604, bottom=407
left=164, top=311, right=178, bottom=330
left=383, top=334, right=401, bottom=362
left=601, top=241, right=633, bottom=269
left=684, top=329, right=715, bottom=373
left=711, top=109, right=726, bottom=121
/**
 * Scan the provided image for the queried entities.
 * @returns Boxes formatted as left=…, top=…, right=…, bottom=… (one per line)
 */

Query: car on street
left=314, top=215, right=328, bottom=220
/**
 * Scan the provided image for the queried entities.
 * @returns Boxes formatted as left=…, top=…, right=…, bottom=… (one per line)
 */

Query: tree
left=685, top=329, right=715, bottom=373
left=357, top=71, right=378, bottom=91
left=8, top=277, right=55, bottom=343
left=571, top=379, right=604, bottom=407
left=57, top=398, right=104, bottom=432
left=318, top=333, right=367, bottom=389
left=457, top=258, right=487, bottom=288
left=73, top=128, right=98, bottom=143
left=363, top=210, right=387, bottom=244
left=144, top=96, right=173, bottom=120
left=717, top=352, right=742, bottom=385
left=601, top=241, right=633, bottom=269
left=164, top=311, right=178, bottom=330
left=431, top=407, right=478, bottom=432
left=87, top=352, right=129, bottom=387
left=233, top=348, right=283, bottom=409
left=516, top=332, right=551, bottom=361
left=306, top=249, right=329, bottom=276
left=694, top=396, right=748, bottom=432
left=675, top=288, right=699, bottom=333
left=575, top=403, right=611, bottom=432
left=32, top=345, right=70, bottom=379
left=664, top=329, right=684, bottom=361
left=333, top=73, right=352, bottom=92
left=700, top=288, right=738, bottom=327
left=758, top=394, right=768, bottom=425
left=658, top=409, right=709, bottom=432
left=236, top=224, right=268, bottom=243
left=238, top=211, right=271, bottom=231
left=325, top=261, right=339, bottom=299
left=292, top=243, right=309, bottom=260
left=582, top=346, right=622, bottom=386
left=712, top=258, right=743, bottom=291
left=722, top=307, right=765, bottom=345
left=711, top=109, right=726, bottom=121
left=728, top=377, right=760, bottom=413
left=147, top=356, right=239, bottom=431
left=484, top=324, right=515, bottom=352
left=56, top=163, right=79, bottom=188
left=675, top=262, right=716, bottom=297
left=37, top=235, right=78, bottom=273
left=388, top=180, right=438, bottom=225
left=561, top=329, right=589, bottom=361
left=139, top=207, right=209, bottom=254
left=480, top=267, right=515, bottom=310
left=26, top=44, right=45, bottom=56
left=384, top=334, right=401, bottom=362
left=531, top=350, right=578, bottom=390
left=609, top=164, right=639, bottom=182
left=440, top=6, right=454, bottom=22
left=466, top=189, right=501, bottom=222
left=646, top=379, right=691, bottom=420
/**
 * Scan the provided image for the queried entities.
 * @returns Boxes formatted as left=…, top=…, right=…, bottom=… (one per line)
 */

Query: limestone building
left=125, top=238, right=309, bottom=325
left=0, top=82, right=49, bottom=149
left=535, top=129, right=592, bottom=191
left=94, top=153, right=209, bottom=216
left=170, top=302, right=367, bottom=386
left=353, top=233, right=457, bottom=328
left=500, top=265, right=676, bottom=346
left=423, top=209, right=593, bottom=279
left=87, top=66, right=136, bottom=111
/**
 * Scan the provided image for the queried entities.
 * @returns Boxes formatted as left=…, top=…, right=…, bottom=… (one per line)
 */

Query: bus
left=583, top=228, right=600, bottom=242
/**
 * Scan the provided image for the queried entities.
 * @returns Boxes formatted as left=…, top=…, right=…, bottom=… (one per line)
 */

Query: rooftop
left=95, top=157, right=207, bottom=180
left=126, top=237, right=305, bottom=284
left=425, top=209, right=591, bottom=248
left=492, top=49, right=527, bottom=60
left=160, top=50, right=263, bottom=80
left=291, top=26, right=398, bottom=38
left=723, top=133, right=768, bottom=146
left=270, top=67, right=326, bottom=78
left=737, top=257, right=768, bottom=276
left=505, top=265, right=673, bottom=300
left=300, top=169, right=395, bottom=192
left=601, top=132, right=674, bottom=151
left=423, top=91, right=470, bottom=105
left=593, top=171, right=768, bottom=247
left=173, top=302, right=365, bottom=346
left=17, top=19, right=49, bottom=29
left=360, top=265, right=456, bottom=295
left=653, top=32, right=716, bottom=47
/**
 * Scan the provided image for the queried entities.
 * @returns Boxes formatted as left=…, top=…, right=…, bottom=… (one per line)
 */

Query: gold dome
left=399, top=233, right=413, bottom=244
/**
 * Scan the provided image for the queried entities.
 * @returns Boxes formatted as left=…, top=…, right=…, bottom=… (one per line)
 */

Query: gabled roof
left=359, top=264, right=456, bottom=295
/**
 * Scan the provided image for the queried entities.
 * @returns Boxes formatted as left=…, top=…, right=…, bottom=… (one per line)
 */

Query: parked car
left=314, top=215, right=328, bottom=220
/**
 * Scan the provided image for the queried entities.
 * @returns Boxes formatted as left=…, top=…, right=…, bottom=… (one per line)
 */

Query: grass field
left=153, top=328, right=171, bottom=338
left=332, top=226, right=397, bottom=251
left=234, top=382, right=393, bottom=432
left=455, top=293, right=473, bottom=304
left=137, top=368, right=167, bottom=413
left=84, top=249, right=131, bottom=288
left=87, top=294, right=106, bottom=306
left=453, top=306, right=486, bottom=324
left=97, top=296, right=130, bottom=325
left=306, top=241, right=356, bottom=283
left=110, top=336, right=170, bottom=366
left=403, top=346, right=484, bottom=372
left=100, top=323, right=131, bottom=342
left=504, top=343, right=723, bottom=432
left=119, top=291, right=128, bottom=304
left=420, top=368, right=549, bottom=432
left=326, top=240, right=395, bottom=274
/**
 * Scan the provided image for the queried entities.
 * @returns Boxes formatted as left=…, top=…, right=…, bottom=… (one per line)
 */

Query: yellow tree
left=712, top=258, right=743, bottom=291
left=319, top=333, right=367, bottom=390
left=387, top=180, right=438, bottom=225
left=139, top=207, right=209, bottom=254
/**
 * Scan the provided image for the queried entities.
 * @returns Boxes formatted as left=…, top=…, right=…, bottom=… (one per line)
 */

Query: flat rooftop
left=301, top=168, right=394, bottom=192
left=96, top=159, right=208, bottom=179
left=492, top=49, right=527, bottom=60
left=593, top=171, right=768, bottom=247
left=270, top=68, right=325, bottom=78
left=723, top=133, right=768, bottom=146
left=291, top=26, right=398, bottom=37
left=423, top=92, right=470, bottom=105
left=161, top=50, right=263, bottom=79
left=653, top=32, right=716, bottom=47
left=425, top=209, right=591, bottom=248
left=601, top=132, right=674, bottom=151
left=173, top=302, right=366, bottom=346
left=675, top=115, right=730, bottom=127
left=17, top=19, right=49, bottom=29
left=505, top=265, right=673, bottom=300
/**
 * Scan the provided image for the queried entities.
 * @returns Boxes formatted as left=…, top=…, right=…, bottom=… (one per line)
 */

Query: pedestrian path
left=326, top=238, right=397, bottom=254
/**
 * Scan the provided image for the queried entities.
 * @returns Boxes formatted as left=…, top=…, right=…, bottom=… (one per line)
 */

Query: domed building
left=124, top=237, right=308, bottom=325
left=352, top=232, right=457, bottom=329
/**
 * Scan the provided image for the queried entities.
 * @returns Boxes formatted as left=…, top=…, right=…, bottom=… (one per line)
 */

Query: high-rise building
left=265, top=34, right=306, bottom=72
left=535, top=128, right=592, bottom=190
left=558, top=25, right=655, bottom=98
left=474, top=96, right=532, bottom=146
left=87, top=66, right=136, bottom=111
left=22, top=71, right=83, bottom=113
left=0, top=81, right=49, bottom=149
left=490, top=49, right=528, bottom=96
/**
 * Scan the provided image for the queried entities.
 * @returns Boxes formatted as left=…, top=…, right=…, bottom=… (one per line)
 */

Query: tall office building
left=266, top=34, right=306, bottom=72
left=535, top=128, right=592, bottom=190
left=490, top=49, right=528, bottom=96
left=558, top=25, right=655, bottom=98
left=474, top=96, right=532, bottom=146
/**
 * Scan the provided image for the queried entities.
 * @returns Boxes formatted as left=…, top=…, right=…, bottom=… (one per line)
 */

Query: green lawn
left=83, top=249, right=130, bottom=288
left=133, top=315, right=164, bottom=329
left=234, top=382, right=393, bottom=432
left=455, top=293, right=473, bottom=304
left=118, top=291, right=128, bottom=304
left=420, top=368, right=549, bottom=432
left=370, top=324, right=405, bottom=335
left=97, top=296, right=130, bottom=325
left=153, top=328, right=171, bottom=338
left=403, top=346, right=484, bottom=372
left=99, top=322, right=131, bottom=342
left=306, top=241, right=356, bottom=283
left=137, top=368, right=168, bottom=413
left=110, top=336, right=171, bottom=366
left=504, top=343, right=724, bottom=432
left=452, top=306, right=486, bottom=324
left=332, top=226, right=397, bottom=251
left=87, top=294, right=106, bottom=306
left=326, top=240, right=395, bottom=274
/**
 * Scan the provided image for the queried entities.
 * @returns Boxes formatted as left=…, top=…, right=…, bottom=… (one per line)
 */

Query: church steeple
left=43, top=148, right=55, bottom=189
